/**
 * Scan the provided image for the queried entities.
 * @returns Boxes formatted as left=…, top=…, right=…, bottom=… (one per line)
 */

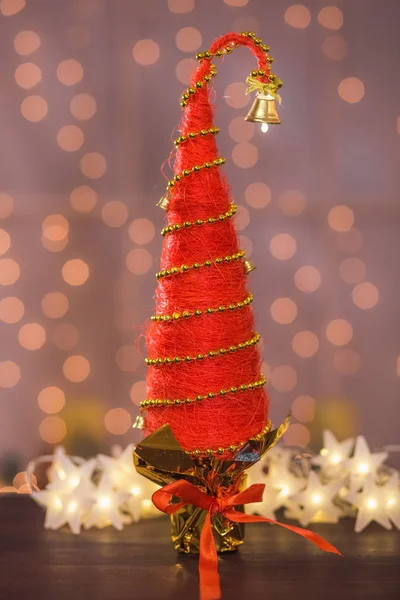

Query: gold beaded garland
left=145, top=332, right=260, bottom=366
left=174, top=126, right=219, bottom=146
left=166, top=157, right=226, bottom=191
left=151, top=292, right=253, bottom=323
left=156, top=250, right=245, bottom=280
left=183, top=420, right=273, bottom=456
left=140, top=373, right=266, bottom=408
left=161, top=204, right=237, bottom=237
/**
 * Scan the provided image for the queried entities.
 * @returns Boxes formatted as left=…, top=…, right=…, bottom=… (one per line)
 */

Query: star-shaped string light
left=311, top=430, right=354, bottom=477
left=34, top=479, right=94, bottom=534
left=47, top=446, right=96, bottom=492
left=347, top=474, right=394, bottom=532
left=346, top=436, right=388, bottom=491
left=288, top=471, right=342, bottom=526
left=84, top=474, right=130, bottom=531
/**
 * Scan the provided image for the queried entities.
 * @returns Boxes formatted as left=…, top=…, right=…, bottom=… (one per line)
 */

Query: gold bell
left=157, top=195, right=170, bottom=210
left=244, top=259, right=256, bottom=274
left=245, top=93, right=281, bottom=125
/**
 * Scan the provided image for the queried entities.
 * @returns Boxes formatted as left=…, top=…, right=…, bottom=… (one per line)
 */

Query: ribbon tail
left=199, top=510, right=221, bottom=600
left=226, top=510, right=342, bottom=556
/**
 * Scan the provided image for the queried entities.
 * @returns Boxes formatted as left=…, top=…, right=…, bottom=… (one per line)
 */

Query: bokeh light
left=13, top=471, right=37, bottom=490
left=224, top=0, right=248, bottom=6
left=175, top=27, right=202, bottom=52
left=0, top=228, right=11, bottom=254
left=70, top=93, right=97, bottom=120
left=42, top=214, right=69, bottom=242
left=232, top=143, right=258, bottom=169
left=333, top=349, right=361, bottom=375
left=21, top=95, right=48, bottom=122
left=38, top=386, right=66, bottom=414
left=41, top=292, right=69, bottom=319
left=278, top=190, right=307, bottom=216
left=235, top=205, right=250, bottom=230
left=104, top=408, right=131, bottom=435
left=284, top=5, right=311, bottom=29
left=0, top=0, right=26, bottom=16
left=62, top=259, right=89, bottom=286
left=317, top=7, right=344, bottom=30
left=326, top=319, right=353, bottom=346
left=51, top=323, right=80, bottom=350
left=18, top=322, right=46, bottom=350
left=128, top=218, right=155, bottom=245
left=63, top=355, right=90, bottom=382
left=292, top=330, right=319, bottom=358
left=175, top=58, right=197, bottom=84
left=56, top=59, right=84, bottom=85
left=14, top=30, right=41, bottom=55
left=338, top=78, right=365, bottom=104
left=291, top=396, right=316, bottom=423
left=229, top=117, right=255, bottom=143
left=15, top=62, right=42, bottom=89
left=115, top=345, right=140, bottom=372
left=328, top=205, right=354, bottom=232
left=70, top=185, right=98, bottom=213
left=130, top=380, right=146, bottom=405
left=101, top=201, right=128, bottom=228
left=245, top=182, right=271, bottom=209
left=168, top=0, right=194, bottom=13
left=270, top=297, right=297, bottom=325
left=0, top=296, right=24, bottom=323
left=283, top=423, right=310, bottom=448
left=269, top=233, right=297, bottom=260
left=133, top=39, right=160, bottom=65
left=80, top=152, right=107, bottom=179
left=294, top=266, right=321, bottom=293
left=270, top=365, right=297, bottom=392
left=339, top=257, right=366, bottom=284
left=224, top=82, right=249, bottom=108
left=0, top=192, right=13, bottom=218
left=126, top=248, right=153, bottom=275
left=39, top=416, right=67, bottom=444
left=352, top=282, right=379, bottom=309
left=0, top=360, right=21, bottom=388
left=41, top=236, right=69, bottom=253
left=322, top=35, right=348, bottom=61
left=0, top=258, right=20, bottom=285
left=57, top=125, right=84, bottom=152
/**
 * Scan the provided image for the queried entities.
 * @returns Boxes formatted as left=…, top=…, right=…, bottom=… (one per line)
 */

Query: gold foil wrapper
left=133, top=418, right=290, bottom=554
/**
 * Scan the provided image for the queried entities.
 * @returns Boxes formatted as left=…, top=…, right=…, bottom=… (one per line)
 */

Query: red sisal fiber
left=143, top=33, right=271, bottom=452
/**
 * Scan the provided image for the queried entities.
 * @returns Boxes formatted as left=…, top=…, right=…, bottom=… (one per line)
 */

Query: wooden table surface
left=0, top=496, right=399, bottom=600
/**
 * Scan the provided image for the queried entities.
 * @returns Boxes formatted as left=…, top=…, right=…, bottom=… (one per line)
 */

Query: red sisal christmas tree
left=142, top=31, right=279, bottom=455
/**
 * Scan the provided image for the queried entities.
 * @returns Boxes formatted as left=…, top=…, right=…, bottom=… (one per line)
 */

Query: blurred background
left=0, top=0, right=399, bottom=491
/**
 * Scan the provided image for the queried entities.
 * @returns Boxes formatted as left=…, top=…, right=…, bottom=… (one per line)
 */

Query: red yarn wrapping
left=144, top=33, right=271, bottom=452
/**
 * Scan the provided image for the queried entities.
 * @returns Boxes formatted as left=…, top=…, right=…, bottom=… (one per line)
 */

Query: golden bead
left=215, top=257, right=223, bottom=264
left=267, top=57, right=274, bottom=64
left=193, top=165, right=201, bottom=172
left=229, top=445, right=236, bottom=453
left=196, top=53, right=204, bottom=60
left=204, top=51, right=211, bottom=58
left=175, top=174, right=182, bottom=181
left=194, top=449, right=201, bottom=457
left=183, top=311, right=191, bottom=318
left=206, top=308, right=213, bottom=314
left=194, top=310, right=202, bottom=316
left=218, top=306, right=225, bottom=312
left=184, top=221, right=191, bottom=228
left=208, top=351, right=216, bottom=357
left=188, top=132, right=196, bottom=138
left=204, top=260, right=212, bottom=267
left=204, top=162, right=212, bottom=168
left=225, top=46, right=233, bottom=53
left=197, top=354, right=204, bottom=360
left=217, top=448, right=224, bottom=455
left=185, top=356, right=192, bottom=362
left=262, top=44, right=270, bottom=52
left=193, top=262, right=200, bottom=269
left=195, top=81, right=203, bottom=88
left=174, top=399, right=181, bottom=405
left=247, top=32, right=256, bottom=38
left=207, top=217, right=215, bottom=224
left=183, top=169, right=191, bottom=177
left=189, top=88, right=196, bottom=95
left=196, top=395, right=203, bottom=402
left=251, top=69, right=258, bottom=77
left=219, top=389, right=226, bottom=396
left=183, top=93, right=190, bottom=100
left=200, top=129, right=208, bottom=135
left=204, top=75, right=211, bottom=82
left=182, top=264, right=189, bottom=271
left=215, top=50, right=223, bottom=58
left=206, top=449, right=213, bottom=456
left=230, top=386, right=237, bottom=393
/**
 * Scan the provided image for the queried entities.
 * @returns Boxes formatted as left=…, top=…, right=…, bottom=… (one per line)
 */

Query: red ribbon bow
left=153, top=479, right=341, bottom=600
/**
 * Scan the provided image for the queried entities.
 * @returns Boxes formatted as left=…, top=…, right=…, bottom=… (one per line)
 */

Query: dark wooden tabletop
left=0, top=496, right=399, bottom=600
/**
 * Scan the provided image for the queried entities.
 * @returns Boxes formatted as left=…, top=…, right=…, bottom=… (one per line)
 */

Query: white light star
left=346, top=437, right=388, bottom=491
left=384, top=472, right=400, bottom=529
left=311, top=430, right=354, bottom=476
left=290, top=471, right=342, bottom=526
left=84, top=474, right=130, bottom=531
left=47, top=447, right=96, bottom=493
left=347, top=474, right=393, bottom=532
left=33, top=479, right=94, bottom=534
